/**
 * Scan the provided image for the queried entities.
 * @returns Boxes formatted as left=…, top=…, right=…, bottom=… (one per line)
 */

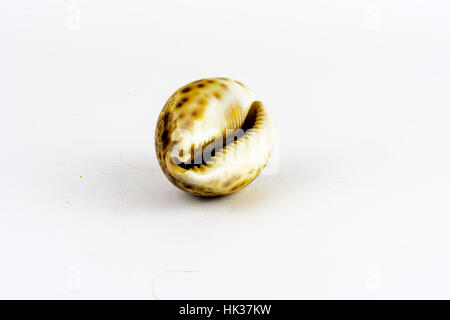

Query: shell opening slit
left=176, top=101, right=260, bottom=170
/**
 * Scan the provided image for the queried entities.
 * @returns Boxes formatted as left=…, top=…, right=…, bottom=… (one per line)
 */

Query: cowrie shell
left=155, top=78, right=274, bottom=197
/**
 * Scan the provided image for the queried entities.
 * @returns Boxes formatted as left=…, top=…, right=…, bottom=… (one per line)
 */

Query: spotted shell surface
left=155, top=77, right=274, bottom=197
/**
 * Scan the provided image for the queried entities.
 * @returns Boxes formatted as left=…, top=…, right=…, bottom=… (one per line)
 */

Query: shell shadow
left=71, top=151, right=301, bottom=215
left=176, top=155, right=301, bottom=212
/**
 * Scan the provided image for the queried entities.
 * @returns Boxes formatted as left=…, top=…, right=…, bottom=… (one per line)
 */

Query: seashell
left=155, top=77, right=274, bottom=197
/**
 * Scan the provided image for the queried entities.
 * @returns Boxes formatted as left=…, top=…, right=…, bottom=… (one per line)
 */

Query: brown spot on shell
left=161, top=129, right=169, bottom=143
left=231, top=181, right=247, bottom=191
left=220, top=83, right=228, bottom=89
left=181, top=87, right=191, bottom=93
left=182, top=120, right=192, bottom=128
left=213, top=92, right=221, bottom=99
left=223, top=175, right=241, bottom=188
left=191, top=106, right=204, bottom=118
left=231, top=184, right=242, bottom=191
left=176, top=97, right=189, bottom=108
left=209, top=179, right=220, bottom=186
left=162, top=113, right=169, bottom=125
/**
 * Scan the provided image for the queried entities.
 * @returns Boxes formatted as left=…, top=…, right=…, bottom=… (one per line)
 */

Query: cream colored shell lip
left=155, top=77, right=274, bottom=197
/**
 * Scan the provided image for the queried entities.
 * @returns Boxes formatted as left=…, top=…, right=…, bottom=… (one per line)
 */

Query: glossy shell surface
left=155, top=77, right=274, bottom=197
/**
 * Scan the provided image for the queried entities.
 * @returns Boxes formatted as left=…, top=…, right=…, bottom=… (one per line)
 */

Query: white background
left=1, top=0, right=450, bottom=299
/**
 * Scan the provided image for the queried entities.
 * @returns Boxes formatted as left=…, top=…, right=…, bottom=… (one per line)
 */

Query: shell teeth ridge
left=204, top=101, right=271, bottom=167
